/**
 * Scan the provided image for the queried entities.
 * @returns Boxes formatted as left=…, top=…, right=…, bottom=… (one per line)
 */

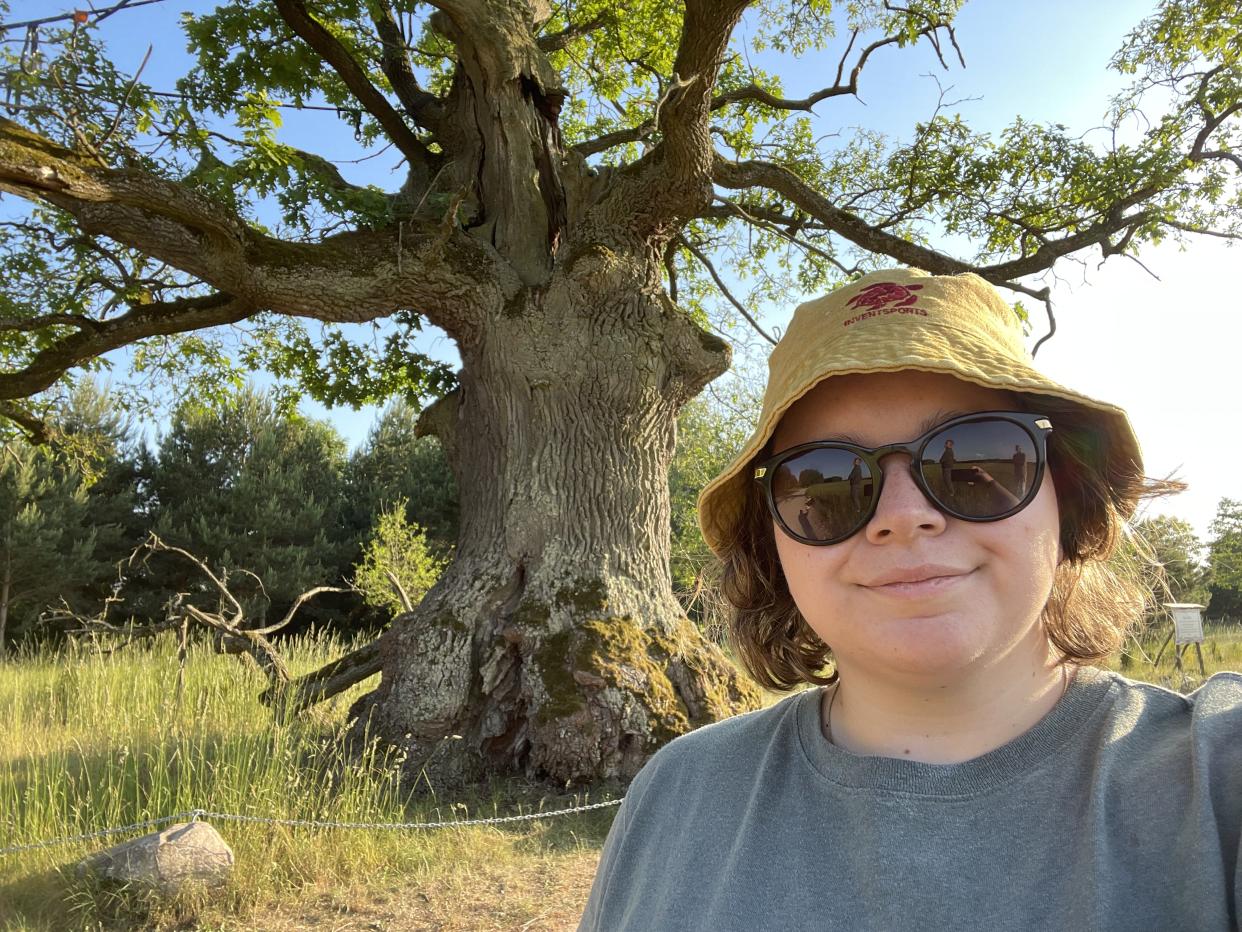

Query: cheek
left=996, top=484, right=1062, bottom=585
left=1032, top=478, right=1063, bottom=565
left=773, top=522, right=850, bottom=604
left=1037, top=470, right=1064, bottom=562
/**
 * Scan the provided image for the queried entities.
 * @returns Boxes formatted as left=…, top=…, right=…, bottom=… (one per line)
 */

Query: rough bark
left=0, top=0, right=773, bottom=784
left=322, top=1, right=764, bottom=787
left=351, top=252, right=762, bottom=785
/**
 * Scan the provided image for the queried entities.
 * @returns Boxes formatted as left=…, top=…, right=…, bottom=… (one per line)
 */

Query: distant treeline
left=2, top=380, right=1240, bottom=652
left=0, top=381, right=748, bottom=651
left=0, top=383, right=459, bottom=649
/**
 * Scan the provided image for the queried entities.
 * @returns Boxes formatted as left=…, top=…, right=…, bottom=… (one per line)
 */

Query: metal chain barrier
left=0, top=797, right=623, bottom=857
left=0, top=811, right=201, bottom=856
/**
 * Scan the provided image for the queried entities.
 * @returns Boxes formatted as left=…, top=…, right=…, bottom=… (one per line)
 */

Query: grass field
left=0, top=635, right=616, bottom=931
left=1, top=624, right=1240, bottom=931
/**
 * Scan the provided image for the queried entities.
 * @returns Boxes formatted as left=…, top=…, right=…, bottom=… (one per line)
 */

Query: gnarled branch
left=47, top=533, right=351, bottom=705
left=0, top=291, right=257, bottom=401
left=0, top=116, right=509, bottom=391
left=260, top=638, right=384, bottom=714
left=368, top=0, right=448, bottom=135
left=710, top=153, right=1188, bottom=285
left=273, top=0, right=439, bottom=174
left=598, top=0, right=753, bottom=239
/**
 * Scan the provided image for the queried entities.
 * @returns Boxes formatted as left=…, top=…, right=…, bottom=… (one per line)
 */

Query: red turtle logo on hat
left=846, top=282, right=923, bottom=311
left=840, top=282, right=928, bottom=327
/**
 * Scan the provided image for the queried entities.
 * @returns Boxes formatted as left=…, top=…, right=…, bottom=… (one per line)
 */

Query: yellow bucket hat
left=696, top=268, right=1142, bottom=556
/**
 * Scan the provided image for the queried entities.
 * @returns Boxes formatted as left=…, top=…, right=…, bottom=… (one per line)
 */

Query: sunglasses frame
left=753, top=410, right=1053, bottom=546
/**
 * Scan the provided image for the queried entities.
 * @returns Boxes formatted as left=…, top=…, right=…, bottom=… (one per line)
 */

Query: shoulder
left=1096, top=668, right=1242, bottom=724
left=1089, top=669, right=1242, bottom=777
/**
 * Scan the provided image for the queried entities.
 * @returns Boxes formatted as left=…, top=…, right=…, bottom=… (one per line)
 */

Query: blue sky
left=1, top=0, right=1236, bottom=540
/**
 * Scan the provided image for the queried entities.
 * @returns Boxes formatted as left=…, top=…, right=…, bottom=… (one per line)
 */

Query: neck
left=824, top=638, right=1072, bottom=765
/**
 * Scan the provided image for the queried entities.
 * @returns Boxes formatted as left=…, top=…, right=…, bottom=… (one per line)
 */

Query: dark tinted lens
left=771, top=447, right=875, bottom=541
left=921, top=418, right=1037, bottom=518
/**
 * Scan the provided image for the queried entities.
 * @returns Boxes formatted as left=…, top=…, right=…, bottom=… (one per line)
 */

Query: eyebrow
left=820, top=409, right=972, bottom=446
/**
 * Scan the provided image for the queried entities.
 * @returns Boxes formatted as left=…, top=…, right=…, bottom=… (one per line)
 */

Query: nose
left=863, top=453, right=947, bottom=544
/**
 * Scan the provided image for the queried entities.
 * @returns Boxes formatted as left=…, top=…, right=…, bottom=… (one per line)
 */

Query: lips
left=862, top=565, right=973, bottom=591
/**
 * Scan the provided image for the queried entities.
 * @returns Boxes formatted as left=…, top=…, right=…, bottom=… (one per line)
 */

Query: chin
left=839, top=612, right=996, bottom=677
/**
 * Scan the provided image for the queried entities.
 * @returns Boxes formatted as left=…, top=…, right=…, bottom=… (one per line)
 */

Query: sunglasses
left=754, top=411, right=1053, bottom=545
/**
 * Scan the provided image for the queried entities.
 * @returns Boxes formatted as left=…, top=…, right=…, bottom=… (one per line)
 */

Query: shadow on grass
left=0, top=860, right=79, bottom=932
left=0, top=726, right=388, bottom=929
left=429, top=776, right=622, bottom=854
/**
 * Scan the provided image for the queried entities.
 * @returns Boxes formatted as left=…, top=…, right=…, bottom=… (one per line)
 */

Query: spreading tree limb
left=259, top=638, right=385, bottom=715
left=272, top=0, right=439, bottom=174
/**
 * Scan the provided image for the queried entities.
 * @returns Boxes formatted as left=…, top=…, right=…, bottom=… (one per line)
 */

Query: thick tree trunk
left=351, top=260, right=762, bottom=785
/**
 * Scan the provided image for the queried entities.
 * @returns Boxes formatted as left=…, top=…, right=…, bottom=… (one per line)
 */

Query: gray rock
left=77, top=820, right=234, bottom=894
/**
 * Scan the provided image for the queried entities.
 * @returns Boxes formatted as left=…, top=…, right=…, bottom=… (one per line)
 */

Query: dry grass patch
left=226, top=846, right=600, bottom=932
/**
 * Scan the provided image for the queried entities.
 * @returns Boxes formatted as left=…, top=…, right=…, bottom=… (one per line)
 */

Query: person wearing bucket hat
left=579, top=269, right=1242, bottom=931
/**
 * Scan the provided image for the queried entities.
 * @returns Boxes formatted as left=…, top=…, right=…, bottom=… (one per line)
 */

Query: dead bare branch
left=45, top=533, right=355, bottom=713
left=385, top=569, right=415, bottom=614
left=259, top=637, right=385, bottom=714
left=253, top=585, right=352, bottom=636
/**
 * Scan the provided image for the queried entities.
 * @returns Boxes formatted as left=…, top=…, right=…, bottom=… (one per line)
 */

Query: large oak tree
left=0, top=0, right=1237, bottom=783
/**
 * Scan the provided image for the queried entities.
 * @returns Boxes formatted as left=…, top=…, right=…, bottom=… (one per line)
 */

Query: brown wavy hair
left=715, top=393, right=1184, bottom=691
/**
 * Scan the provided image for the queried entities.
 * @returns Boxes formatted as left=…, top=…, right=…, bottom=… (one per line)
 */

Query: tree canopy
left=0, top=0, right=1237, bottom=434
left=1134, top=513, right=1211, bottom=612
left=1208, top=498, right=1242, bottom=619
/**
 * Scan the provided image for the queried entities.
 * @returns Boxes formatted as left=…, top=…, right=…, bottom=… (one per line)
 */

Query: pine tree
left=0, top=442, right=104, bottom=652
left=345, top=399, right=459, bottom=554
left=1207, top=499, right=1242, bottom=620
left=145, top=387, right=353, bottom=624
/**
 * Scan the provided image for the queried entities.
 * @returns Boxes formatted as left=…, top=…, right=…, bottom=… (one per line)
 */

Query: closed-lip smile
left=862, top=565, right=973, bottom=589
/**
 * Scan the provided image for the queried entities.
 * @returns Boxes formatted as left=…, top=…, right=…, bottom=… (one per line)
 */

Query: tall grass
left=0, top=633, right=615, bottom=930
left=1103, top=620, right=1242, bottom=688
left=2, top=625, right=1239, bottom=929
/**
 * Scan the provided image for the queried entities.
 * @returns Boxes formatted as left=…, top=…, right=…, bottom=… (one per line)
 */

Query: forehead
left=772, top=370, right=1018, bottom=451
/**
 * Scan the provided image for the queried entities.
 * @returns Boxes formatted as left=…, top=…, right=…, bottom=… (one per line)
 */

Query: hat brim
left=696, top=323, right=1141, bottom=556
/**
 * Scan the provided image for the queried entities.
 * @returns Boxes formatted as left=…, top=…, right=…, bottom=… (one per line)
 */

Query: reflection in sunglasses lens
left=771, top=447, right=874, bottom=542
left=922, top=419, right=1036, bottom=518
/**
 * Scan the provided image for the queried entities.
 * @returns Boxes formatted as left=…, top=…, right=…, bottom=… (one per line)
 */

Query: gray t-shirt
left=579, top=666, right=1242, bottom=931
